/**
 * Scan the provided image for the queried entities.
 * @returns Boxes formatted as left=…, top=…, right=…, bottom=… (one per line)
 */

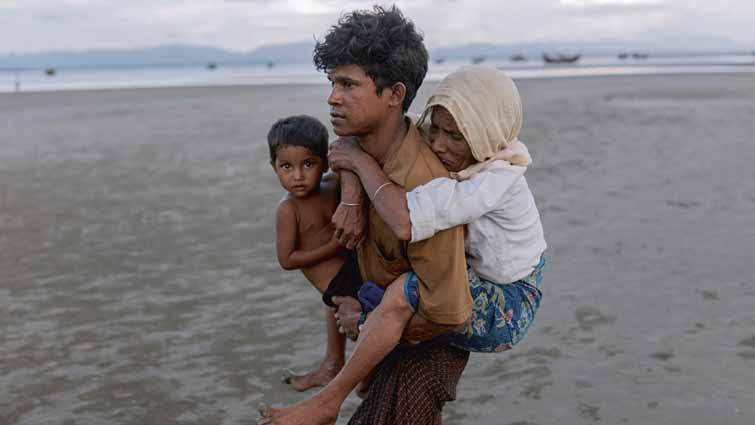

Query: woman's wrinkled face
left=428, top=106, right=475, bottom=172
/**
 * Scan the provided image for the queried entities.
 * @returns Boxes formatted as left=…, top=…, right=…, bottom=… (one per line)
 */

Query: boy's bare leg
left=284, top=307, right=345, bottom=391
left=259, top=274, right=414, bottom=425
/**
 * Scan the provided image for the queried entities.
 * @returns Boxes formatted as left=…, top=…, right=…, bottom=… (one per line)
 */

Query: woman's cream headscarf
left=418, top=65, right=531, bottom=180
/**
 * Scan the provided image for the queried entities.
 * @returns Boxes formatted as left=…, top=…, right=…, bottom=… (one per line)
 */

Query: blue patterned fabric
left=448, top=256, right=545, bottom=352
left=358, top=257, right=544, bottom=353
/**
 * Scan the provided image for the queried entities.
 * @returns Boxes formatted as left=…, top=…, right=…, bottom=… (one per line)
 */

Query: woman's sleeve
left=406, top=164, right=524, bottom=242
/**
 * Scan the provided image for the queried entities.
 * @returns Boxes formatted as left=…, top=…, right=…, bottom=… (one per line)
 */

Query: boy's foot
left=282, top=360, right=341, bottom=392
left=332, top=296, right=362, bottom=340
left=257, top=397, right=339, bottom=425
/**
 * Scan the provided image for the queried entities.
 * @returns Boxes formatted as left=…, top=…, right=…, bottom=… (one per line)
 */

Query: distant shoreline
left=2, top=64, right=755, bottom=95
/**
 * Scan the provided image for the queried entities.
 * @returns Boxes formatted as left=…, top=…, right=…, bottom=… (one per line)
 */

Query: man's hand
left=332, top=202, right=365, bottom=249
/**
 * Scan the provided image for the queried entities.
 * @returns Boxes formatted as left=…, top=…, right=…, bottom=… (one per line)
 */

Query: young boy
left=267, top=115, right=362, bottom=391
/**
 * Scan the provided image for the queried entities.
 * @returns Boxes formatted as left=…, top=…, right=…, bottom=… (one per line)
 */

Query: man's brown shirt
left=358, top=119, right=472, bottom=326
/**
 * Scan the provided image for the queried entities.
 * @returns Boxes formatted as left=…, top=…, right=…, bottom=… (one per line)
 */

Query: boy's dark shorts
left=322, top=250, right=362, bottom=308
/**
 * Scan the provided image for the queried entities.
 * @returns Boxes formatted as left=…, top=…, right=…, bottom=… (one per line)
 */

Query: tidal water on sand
left=2, top=75, right=755, bottom=424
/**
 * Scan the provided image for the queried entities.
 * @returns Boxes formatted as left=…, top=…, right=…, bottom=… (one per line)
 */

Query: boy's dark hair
left=267, top=115, right=329, bottom=165
left=313, top=5, right=428, bottom=112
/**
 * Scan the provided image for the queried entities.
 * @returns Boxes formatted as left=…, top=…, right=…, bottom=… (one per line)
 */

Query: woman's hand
left=328, top=137, right=364, bottom=172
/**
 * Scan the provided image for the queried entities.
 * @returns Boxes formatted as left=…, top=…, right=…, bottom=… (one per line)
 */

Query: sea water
left=2, top=53, right=754, bottom=93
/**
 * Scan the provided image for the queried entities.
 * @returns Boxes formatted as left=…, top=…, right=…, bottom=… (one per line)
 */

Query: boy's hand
left=334, top=170, right=366, bottom=249
left=332, top=202, right=365, bottom=249
left=333, top=296, right=362, bottom=341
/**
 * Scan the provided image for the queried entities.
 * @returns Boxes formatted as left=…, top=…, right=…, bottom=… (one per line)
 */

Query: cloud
left=0, top=0, right=753, bottom=54
left=560, top=0, right=663, bottom=5
left=560, top=0, right=666, bottom=16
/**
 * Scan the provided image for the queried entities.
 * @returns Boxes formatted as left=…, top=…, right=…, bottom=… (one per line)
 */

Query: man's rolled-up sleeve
left=407, top=222, right=471, bottom=326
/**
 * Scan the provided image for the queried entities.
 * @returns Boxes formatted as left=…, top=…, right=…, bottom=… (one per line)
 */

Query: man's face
left=327, top=65, right=391, bottom=137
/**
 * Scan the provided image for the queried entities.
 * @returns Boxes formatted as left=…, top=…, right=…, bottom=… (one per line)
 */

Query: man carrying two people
left=261, top=5, right=472, bottom=425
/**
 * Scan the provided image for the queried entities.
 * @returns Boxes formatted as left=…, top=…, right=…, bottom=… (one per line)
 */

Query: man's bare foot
left=256, top=396, right=339, bottom=425
left=282, top=359, right=342, bottom=392
left=332, top=296, right=362, bottom=340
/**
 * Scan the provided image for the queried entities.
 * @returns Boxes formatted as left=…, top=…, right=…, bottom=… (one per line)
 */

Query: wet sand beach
left=1, top=74, right=754, bottom=425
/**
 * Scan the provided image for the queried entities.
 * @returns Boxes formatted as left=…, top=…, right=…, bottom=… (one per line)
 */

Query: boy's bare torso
left=285, top=179, right=344, bottom=292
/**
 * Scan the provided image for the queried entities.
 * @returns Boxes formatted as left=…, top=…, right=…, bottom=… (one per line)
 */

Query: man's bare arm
left=329, top=138, right=412, bottom=240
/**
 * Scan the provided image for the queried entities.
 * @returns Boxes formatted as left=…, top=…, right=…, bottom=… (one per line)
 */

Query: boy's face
left=272, top=145, right=325, bottom=198
left=327, top=64, right=392, bottom=137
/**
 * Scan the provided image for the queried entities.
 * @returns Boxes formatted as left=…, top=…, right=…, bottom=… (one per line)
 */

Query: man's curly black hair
left=313, top=5, right=428, bottom=112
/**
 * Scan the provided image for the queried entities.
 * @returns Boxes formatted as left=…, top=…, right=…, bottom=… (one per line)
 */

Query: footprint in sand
left=666, top=200, right=702, bottom=209
left=738, top=335, right=755, bottom=359
left=575, top=305, right=616, bottom=332
left=738, top=335, right=755, bottom=348
left=577, top=402, right=601, bottom=422
left=685, top=322, right=706, bottom=335
left=650, top=351, right=674, bottom=361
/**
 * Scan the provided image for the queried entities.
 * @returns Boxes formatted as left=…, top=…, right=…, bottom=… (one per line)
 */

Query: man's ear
left=388, top=82, right=406, bottom=109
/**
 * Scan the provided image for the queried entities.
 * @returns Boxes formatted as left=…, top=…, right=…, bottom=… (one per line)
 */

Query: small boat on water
left=542, top=53, right=581, bottom=64
left=267, top=61, right=275, bottom=69
left=45, top=67, right=56, bottom=76
left=434, top=57, right=446, bottom=65
left=632, top=53, right=649, bottom=59
left=510, top=54, right=527, bottom=62
left=471, top=56, right=486, bottom=64
left=618, top=52, right=630, bottom=59
left=206, top=62, right=217, bottom=70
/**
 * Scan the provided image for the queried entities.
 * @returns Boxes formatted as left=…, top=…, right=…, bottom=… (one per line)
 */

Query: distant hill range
left=1, top=37, right=750, bottom=70
left=0, top=42, right=316, bottom=69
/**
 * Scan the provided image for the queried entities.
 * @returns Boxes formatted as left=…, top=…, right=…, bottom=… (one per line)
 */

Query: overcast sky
left=1, top=0, right=754, bottom=54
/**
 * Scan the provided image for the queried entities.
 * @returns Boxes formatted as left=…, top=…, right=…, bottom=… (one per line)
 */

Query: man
left=259, top=6, right=471, bottom=425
